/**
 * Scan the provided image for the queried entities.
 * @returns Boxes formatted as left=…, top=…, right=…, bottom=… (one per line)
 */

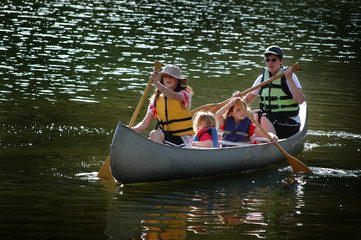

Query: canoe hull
left=110, top=103, right=308, bottom=184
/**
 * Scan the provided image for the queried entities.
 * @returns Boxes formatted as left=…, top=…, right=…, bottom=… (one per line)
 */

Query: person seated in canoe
left=132, top=64, right=194, bottom=148
left=192, top=111, right=219, bottom=148
left=234, top=45, right=305, bottom=139
left=215, top=98, right=278, bottom=146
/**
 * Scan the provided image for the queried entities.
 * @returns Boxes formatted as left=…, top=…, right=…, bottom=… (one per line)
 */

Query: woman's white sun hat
left=161, top=64, right=188, bottom=86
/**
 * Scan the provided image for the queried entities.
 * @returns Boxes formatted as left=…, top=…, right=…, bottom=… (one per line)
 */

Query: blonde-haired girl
left=192, top=111, right=218, bottom=148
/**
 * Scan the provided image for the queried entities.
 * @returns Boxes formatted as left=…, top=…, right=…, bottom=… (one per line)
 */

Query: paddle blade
left=286, top=153, right=312, bottom=173
left=291, top=62, right=302, bottom=72
left=97, top=156, right=114, bottom=179
left=273, top=142, right=311, bottom=173
left=191, top=103, right=219, bottom=116
left=234, top=100, right=311, bottom=174
left=208, top=98, right=232, bottom=114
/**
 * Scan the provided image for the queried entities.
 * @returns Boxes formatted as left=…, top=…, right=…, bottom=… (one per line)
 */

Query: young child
left=132, top=64, right=194, bottom=148
left=192, top=111, right=219, bottom=148
left=215, top=98, right=278, bottom=146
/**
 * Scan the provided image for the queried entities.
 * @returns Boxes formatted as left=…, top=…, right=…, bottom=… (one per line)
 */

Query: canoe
left=110, top=102, right=308, bottom=184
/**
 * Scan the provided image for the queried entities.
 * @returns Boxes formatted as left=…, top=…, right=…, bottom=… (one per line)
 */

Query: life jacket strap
left=158, top=116, right=192, bottom=126
left=260, top=95, right=293, bottom=101
left=156, top=116, right=193, bottom=134
left=222, top=130, right=249, bottom=137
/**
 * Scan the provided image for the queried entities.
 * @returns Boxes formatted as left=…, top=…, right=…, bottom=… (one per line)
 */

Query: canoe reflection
left=105, top=170, right=307, bottom=239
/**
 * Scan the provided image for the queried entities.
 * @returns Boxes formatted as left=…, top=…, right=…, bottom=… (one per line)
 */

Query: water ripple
left=309, top=130, right=361, bottom=139
left=309, top=167, right=360, bottom=178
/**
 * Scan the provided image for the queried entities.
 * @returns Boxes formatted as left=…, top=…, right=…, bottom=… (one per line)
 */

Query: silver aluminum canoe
left=110, top=103, right=308, bottom=184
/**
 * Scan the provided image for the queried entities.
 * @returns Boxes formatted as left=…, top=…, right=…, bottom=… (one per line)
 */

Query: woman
left=239, top=46, right=305, bottom=139
left=132, top=64, right=194, bottom=147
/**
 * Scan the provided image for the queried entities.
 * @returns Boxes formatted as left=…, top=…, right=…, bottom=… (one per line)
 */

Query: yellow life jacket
left=155, top=94, right=194, bottom=136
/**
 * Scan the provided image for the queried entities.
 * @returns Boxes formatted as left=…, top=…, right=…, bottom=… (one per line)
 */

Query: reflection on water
left=105, top=168, right=361, bottom=239
left=106, top=171, right=309, bottom=239
left=1, top=0, right=361, bottom=239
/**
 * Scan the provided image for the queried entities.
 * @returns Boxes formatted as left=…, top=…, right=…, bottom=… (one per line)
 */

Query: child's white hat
left=161, top=64, right=188, bottom=86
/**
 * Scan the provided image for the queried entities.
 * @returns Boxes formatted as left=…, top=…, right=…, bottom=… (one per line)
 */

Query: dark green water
left=1, top=0, right=360, bottom=239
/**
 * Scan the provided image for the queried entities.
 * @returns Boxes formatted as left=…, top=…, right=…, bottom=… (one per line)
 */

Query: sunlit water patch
left=75, top=172, right=99, bottom=182
left=69, top=96, right=99, bottom=103
left=305, top=130, right=361, bottom=151
left=1, top=123, right=112, bottom=148
left=309, top=130, right=361, bottom=139
left=309, top=167, right=360, bottom=178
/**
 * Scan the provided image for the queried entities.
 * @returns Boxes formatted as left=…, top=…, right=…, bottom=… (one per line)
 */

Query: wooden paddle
left=97, top=60, right=164, bottom=179
left=191, top=62, right=302, bottom=115
left=234, top=100, right=312, bottom=173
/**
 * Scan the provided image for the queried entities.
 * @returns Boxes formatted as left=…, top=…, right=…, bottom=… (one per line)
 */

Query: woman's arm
left=242, top=92, right=257, bottom=106
left=131, top=112, right=155, bottom=133
left=284, top=68, right=305, bottom=104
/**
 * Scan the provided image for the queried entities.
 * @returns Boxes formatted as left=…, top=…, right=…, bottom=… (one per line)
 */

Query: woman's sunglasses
left=265, top=58, right=278, bottom=62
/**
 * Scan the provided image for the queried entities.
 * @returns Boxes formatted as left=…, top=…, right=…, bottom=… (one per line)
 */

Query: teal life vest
left=259, top=67, right=299, bottom=117
left=193, top=127, right=219, bottom=148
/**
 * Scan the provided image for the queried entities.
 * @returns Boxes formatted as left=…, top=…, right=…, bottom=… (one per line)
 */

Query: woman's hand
left=283, top=67, right=292, bottom=80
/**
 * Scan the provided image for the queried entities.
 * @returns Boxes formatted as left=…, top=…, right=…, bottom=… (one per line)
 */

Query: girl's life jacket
left=222, top=116, right=251, bottom=142
left=259, top=67, right=299, bottom=117
left=193, top=127, right=219, bottom=148
left=155, top=94, right=194, bottom=136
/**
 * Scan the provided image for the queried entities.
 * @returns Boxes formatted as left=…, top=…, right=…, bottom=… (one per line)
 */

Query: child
left=132, top=64, right=194, bottom=148
left=192, top=111, right=219, bottom=148
left=215, top=98, right=278, bottom=146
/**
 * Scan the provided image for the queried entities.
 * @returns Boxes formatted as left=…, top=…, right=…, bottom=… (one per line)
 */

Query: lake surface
left=1, top=0, right=360, bottom=239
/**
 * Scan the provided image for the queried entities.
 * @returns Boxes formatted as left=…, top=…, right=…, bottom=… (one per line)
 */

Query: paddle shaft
left=234, top=100, right=312, bottom=173
left=97, top=61, right=164, bottom=179
left=192, top=62, right=302, bottom=115
left=128, top=60, right=164, bottom=127
left=128, top=80, right=153, bottom=128
left=241, top=62, right=301, bottom=96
